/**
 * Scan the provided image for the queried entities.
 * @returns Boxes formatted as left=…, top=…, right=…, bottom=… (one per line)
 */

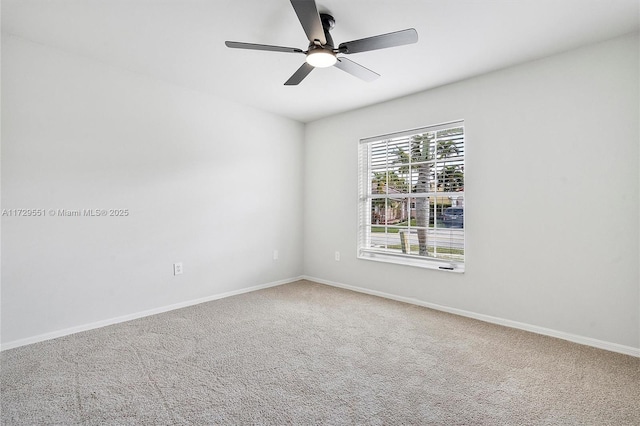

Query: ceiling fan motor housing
left=313, top=13, right=335, bottom=49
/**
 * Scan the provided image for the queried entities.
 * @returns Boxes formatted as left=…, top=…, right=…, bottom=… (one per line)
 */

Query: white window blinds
left=358, top=121, right=465, bottom=271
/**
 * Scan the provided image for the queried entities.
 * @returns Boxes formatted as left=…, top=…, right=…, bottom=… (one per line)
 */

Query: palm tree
left=394, top=130, right=463, bottom=256
left=410, top=133, right=435, bottom=256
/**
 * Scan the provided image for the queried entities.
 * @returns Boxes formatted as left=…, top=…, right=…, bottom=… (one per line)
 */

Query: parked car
left=442, top=207, right=464, bottom=228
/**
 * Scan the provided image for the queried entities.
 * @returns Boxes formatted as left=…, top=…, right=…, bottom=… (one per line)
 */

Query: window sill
left=358, top=249, right=465, bottom=273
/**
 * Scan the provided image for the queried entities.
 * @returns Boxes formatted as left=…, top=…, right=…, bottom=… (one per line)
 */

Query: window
left=358, top=121, right=465, bottom=272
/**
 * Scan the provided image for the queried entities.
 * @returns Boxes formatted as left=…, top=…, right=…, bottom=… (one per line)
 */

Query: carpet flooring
left=1, top=280, right=639, bottom=425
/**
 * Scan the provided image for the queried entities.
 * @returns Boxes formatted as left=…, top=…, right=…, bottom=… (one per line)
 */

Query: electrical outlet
left=273, top=250, right=279, bottom=261
left=335, top=251, right=340, bottom=261
left=173, top=262, right=183, bottom=275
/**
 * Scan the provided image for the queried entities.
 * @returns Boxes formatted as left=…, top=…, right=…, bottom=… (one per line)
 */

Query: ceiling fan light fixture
left=306, top=49, right=337, bottom=68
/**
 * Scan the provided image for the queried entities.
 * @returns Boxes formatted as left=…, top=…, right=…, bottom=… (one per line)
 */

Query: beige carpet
left=1, top=280, right=639, bottom=425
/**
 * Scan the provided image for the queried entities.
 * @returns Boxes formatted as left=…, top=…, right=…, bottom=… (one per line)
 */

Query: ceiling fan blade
left=284, top=62, right=314, bottom=85
left=338, top=28, right=418, bottom=54
left=290, top=0, right=326, bottom=45
left=334, top=57, right=380, bottom=82
left=225, top=41, right=304, bottom=54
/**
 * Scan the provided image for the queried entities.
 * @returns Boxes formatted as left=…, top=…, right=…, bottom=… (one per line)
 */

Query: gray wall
left=1, top=35, right=305, bottom=344
left=303, top=33, right=639, bottom=350
left=3, top=32, right=639, bottom=354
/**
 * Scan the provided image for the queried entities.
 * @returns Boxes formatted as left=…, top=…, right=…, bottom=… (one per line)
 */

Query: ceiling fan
left=225, top=0, right=418, bottom=85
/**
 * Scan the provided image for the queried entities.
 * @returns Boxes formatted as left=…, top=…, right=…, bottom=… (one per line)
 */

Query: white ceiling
left=2, top=0, right=639, bottom=123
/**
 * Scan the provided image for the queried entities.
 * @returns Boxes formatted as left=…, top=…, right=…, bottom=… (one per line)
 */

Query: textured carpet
left=1, top=280, right=639, bottom=425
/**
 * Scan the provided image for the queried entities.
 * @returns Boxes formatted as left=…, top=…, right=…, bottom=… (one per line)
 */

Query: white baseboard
left=5, top=275, right=638, bottom=358
left=302, top=275, right=640, bottom=358
left=1, top=276, right=303, bottom=351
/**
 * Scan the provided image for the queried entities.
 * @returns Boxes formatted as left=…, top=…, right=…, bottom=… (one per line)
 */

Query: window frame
left=357, top=120, right=465, bottom=273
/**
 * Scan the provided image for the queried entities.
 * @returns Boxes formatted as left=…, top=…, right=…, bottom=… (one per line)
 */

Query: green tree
left=435, top=138, right=463, bottom=193
left=437, top=165, right=464, bottom=192
left=371, top=170, right=408, bottom=224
